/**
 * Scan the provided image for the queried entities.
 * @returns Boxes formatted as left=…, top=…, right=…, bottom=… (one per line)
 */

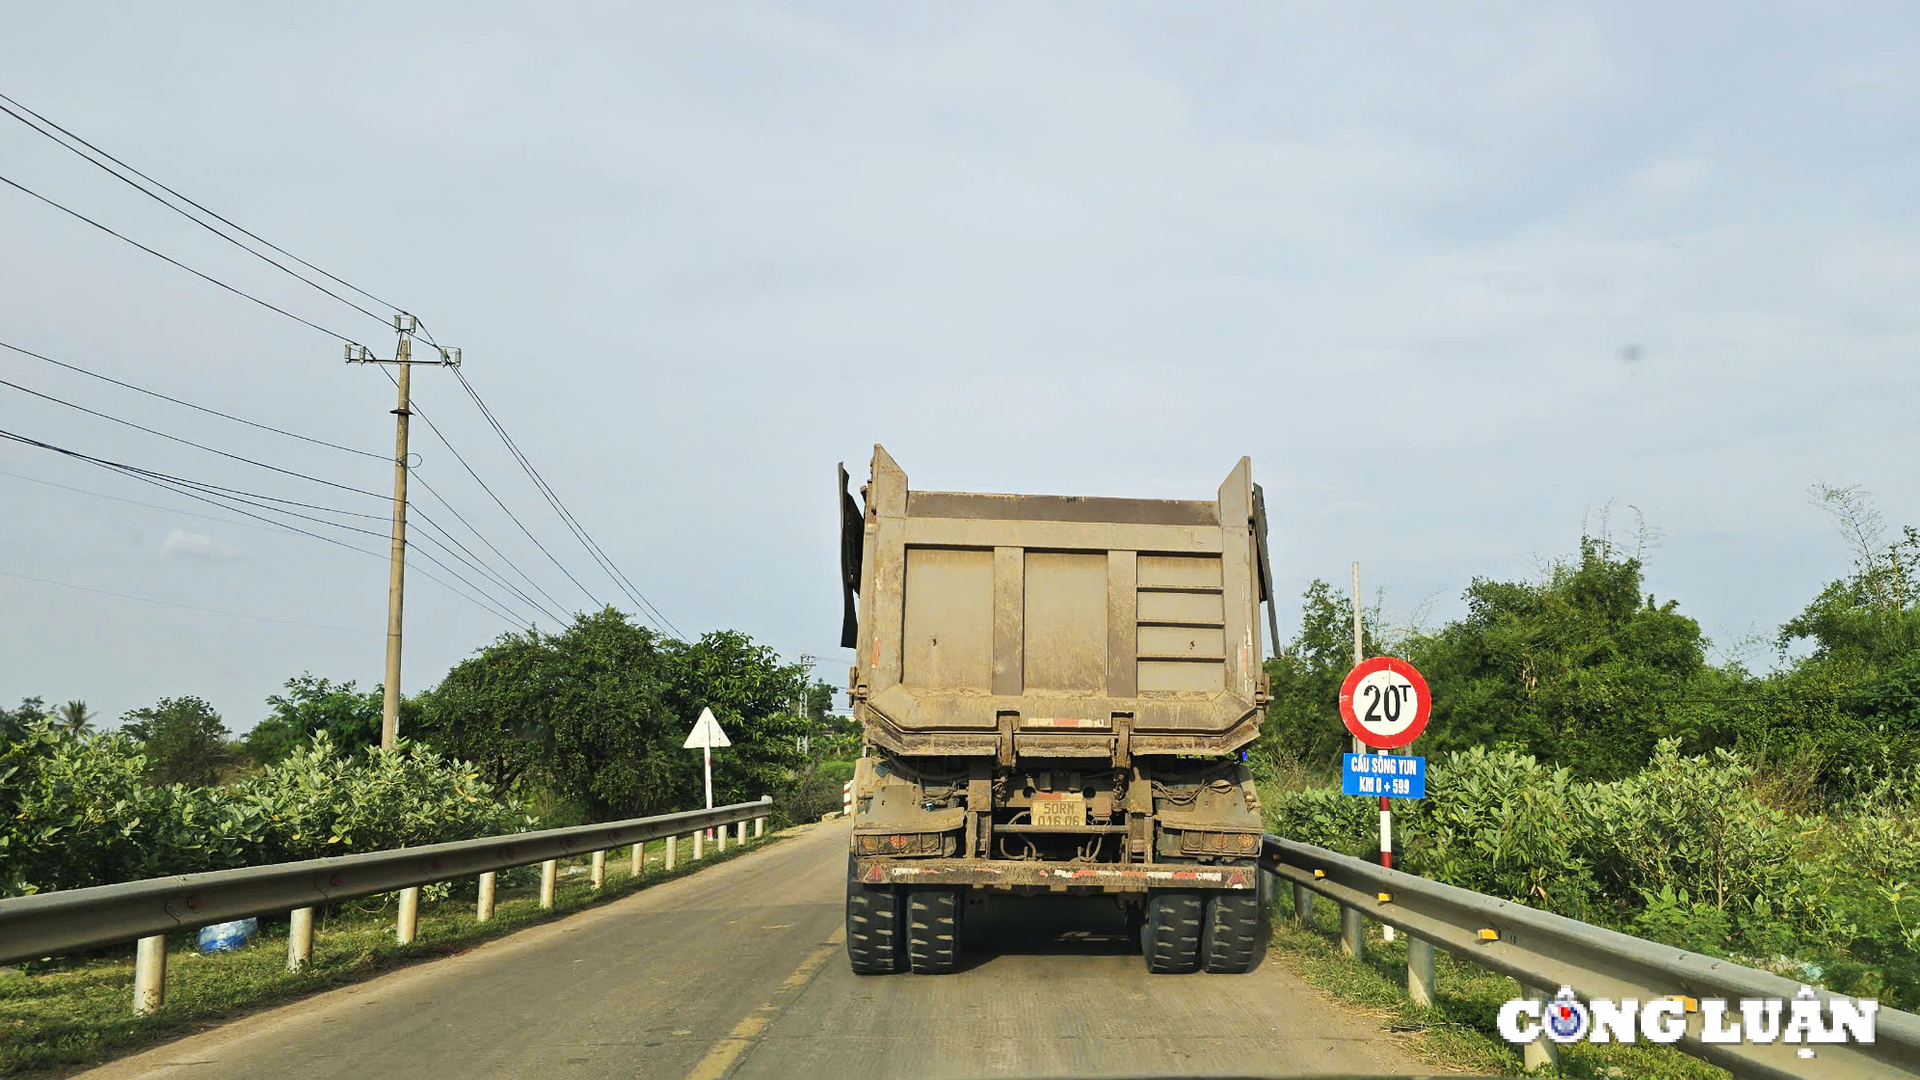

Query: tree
left=418, top=611, right=810, bottom=821
left=417, top=630, right=559, bottom=795
left=56, top=700, right=95, bottom=738
left=0, top=697, right=49, bottom=745
left=1409, top=537, right=1709, bottom=779
left=122, top=696, right=234, bottom=787
left=1253, top=579, right=1395, bottom=773
left=243, top=675, right=391, bottom=764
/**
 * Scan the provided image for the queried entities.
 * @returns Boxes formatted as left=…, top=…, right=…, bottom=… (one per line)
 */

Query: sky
left=2, top=2, right=1917, bottom=731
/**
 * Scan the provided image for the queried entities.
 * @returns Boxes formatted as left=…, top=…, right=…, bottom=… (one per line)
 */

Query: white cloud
left=161, top=529, right=240, bottom=562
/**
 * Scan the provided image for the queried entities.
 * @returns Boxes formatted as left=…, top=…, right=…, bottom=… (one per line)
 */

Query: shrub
left=1579, top=739, right=1821, bottom=949
left=0, top=723, right=534, bottom=897
left=1264, top=785, right=1380, bottom=859
left=1400, top=747, right=1598, bottom=917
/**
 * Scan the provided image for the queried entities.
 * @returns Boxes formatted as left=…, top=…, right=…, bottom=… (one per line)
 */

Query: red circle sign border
left=1337, top=655, right=1431, bottom=749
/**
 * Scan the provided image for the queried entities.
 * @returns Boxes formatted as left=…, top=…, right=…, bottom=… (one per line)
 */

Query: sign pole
left=1354, top=563, right=1394, bottom=936
left=684, top=707, right=732, bottom=842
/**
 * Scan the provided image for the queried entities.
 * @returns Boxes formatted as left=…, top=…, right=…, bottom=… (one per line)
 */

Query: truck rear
left=838, top=446, right=1279, bottom=974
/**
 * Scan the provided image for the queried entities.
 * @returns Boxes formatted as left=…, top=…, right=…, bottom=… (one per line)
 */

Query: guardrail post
left=665, top=834, right=677, bottom=870
left=591, top=850, right=606, bottom=890
left=132, top=934, right=166, bottom=1015
left=288, top=907, right=314, bottom=971
left=1517, top=980, right=1558, bottom=1072
left=694, top=830, right=705, bottom=860
left=540, top=859, right=558, bottom=909
left=757, top=794, right=770, bottom=837
left=736, top=820, right=746, bottom=845
left=1339, top=904, right=1364, bottom=959
left=397, top=886, right=419, bottom=944
left=716, top=824, right=726, bottom=853
left=1406, top=935, right=1434, bottom=1007
left=1292, top=882, right=1313, bottom=926
left=477, top=871, right=496, bottom=922
left=631, top=840, right=645, bottom=876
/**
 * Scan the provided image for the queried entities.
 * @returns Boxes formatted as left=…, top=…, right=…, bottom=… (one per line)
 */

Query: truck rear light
left=855, top=832, right=951, bottom=856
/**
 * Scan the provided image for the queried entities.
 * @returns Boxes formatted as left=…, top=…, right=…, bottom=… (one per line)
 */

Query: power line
left=2, top=337, right=561, bottom=621
left=390, top=368, right=601, bottom=616
left=0, top=172, right=367, bottom=345
left=0, top=466, right=296, bottom=535
left=0, top=97, right=397, bottom=334
left=0, top=371, right=389, bottom=500
left=411, top=470, right=571, bottom=621
left=0, top=339, right=388, bottom=461
left=450, top=368, right=682, bottom=637
left=0, top=427, right=534, bottom=631
left=408, top=498, right=568, bottom=625
left=0, top=567, right=381, bottom=636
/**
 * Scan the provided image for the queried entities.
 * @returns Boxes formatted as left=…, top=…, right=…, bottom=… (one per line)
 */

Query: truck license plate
left=1031, top=794, right=1085, bottom=828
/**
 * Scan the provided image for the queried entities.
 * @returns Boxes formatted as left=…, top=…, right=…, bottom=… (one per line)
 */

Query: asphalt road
left=80, top=822, right=1430, bottom=1080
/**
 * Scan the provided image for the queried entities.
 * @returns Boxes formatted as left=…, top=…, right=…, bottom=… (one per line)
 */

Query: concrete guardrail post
left=1518, top=980, right=1558, bottom=1071
left=631, top=841, right=644, bottom=877
left=694, top=830, right=705, bottom=860
left=590, top=850, right=606, bottom=890
left=757, top=794, right=770, bottom=837
left=133, top=934, right=166, bottom=1015
left=288, top=906, right=314, bottom=971
left=397, top=886, right=419, bottom=944
left=736, top=820, right=746, bottom=845
left=477, top=871, right=496, bottom=922
left=665, top=834, right=677, bottom=870
left=1292, top=882, right=1313, bottom=926
left=539, top=859, right=558, bottom=909
left=1406, top=935, right=1435, bottom=1007
left=716, top=824, right=726, bottom=853
left=1339, top=904, right=1364, bottom=959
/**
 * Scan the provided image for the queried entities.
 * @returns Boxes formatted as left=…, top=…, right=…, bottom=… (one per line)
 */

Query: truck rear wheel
left=906, top=888, right=962, bottom=974
left=846, top=856, right=904, bottom=975
left=1201, top=891, right=1261, bottom=973
left=1142, top=891, right=1203, bottom=973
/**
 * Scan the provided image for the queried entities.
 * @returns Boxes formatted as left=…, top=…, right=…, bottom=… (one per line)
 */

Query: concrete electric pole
left=347, top=314, right=460, bottom=752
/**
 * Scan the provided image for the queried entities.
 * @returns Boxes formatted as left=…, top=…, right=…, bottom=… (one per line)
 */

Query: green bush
left=1400, top=747, right=1598, bottom=916
left=1264, top=785, right=1380, bottom=859
left=1580, top=739, right=1823, bottom=951
left=0, top=723, right=534, bottom=897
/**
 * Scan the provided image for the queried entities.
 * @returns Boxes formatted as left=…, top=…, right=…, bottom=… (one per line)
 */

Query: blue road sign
left=1342, top=752, right=1426, bottom=799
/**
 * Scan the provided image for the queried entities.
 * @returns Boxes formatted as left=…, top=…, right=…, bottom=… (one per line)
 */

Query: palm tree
left=58, top=700, right=95, bottom=737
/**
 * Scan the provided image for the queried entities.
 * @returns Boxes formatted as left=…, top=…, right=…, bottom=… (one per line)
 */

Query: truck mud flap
left=857, top=859, right=1255, bottom=891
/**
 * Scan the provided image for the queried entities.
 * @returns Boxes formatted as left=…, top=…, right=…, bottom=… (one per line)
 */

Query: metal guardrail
left=0, top=797, right=773, bottom=1012
left=1263, top=835, right=1920, bottom=1080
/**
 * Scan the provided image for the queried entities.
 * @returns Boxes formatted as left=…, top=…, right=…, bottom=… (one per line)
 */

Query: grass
left=0, top=829, right=792, bottom=1079
left=1263, top=889, right=1732, bottom=1079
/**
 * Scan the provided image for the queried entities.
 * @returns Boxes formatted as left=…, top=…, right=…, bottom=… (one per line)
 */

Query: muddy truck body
left=837, top=446, right=1280, bottom=974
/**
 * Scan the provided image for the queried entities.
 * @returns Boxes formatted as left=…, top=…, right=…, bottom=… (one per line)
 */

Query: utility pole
left=1351, top=561, right=1365, bottom=757
left=347, top=314, right=460, bottom=751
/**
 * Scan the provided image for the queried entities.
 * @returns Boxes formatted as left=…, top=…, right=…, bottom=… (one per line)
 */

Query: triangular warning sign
left=682, top=706, right=731, bottom=749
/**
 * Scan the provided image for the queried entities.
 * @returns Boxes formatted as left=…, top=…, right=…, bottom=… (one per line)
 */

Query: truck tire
left=906, top=888, right=962, bottom=974
left=1142, top=891, right=1203, bottom=973
left=846, top=857, right=903, bottom=975
left=1201, top=891, right=1261, bottom=973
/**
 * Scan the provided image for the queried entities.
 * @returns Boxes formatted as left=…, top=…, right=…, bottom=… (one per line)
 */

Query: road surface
left=79, top=821, right=1430, bottom=1080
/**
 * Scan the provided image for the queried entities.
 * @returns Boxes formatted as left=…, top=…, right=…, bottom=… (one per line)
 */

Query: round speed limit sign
left=1338, top=656, right=1431, bottom=749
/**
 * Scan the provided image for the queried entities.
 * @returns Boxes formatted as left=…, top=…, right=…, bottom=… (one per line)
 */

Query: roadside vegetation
left=1264, top=895, right=1730, bottom=1079
left=1254, top=485, right=1920, bottom=1015
left=1, top=617, right=860, bottom=899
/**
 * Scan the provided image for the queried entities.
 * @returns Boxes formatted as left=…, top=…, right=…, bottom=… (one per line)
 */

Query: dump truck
left=837, top=446, right=1279, bottom=974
